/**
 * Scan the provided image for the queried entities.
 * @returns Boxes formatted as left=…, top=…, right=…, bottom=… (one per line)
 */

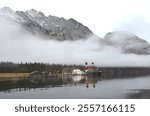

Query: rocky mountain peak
left=25, top=9, right=45, bottom=18
left=0, top=7, right=94, bottom=40
left=0, top=7, right=18, bottom=20
left=0, top=7, right=14, bottom=13
left=104, top=31, right=138, bottom=42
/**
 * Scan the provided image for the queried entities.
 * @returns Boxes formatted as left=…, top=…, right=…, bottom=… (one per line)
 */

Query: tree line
left=0, top=62, right=84, bottom=73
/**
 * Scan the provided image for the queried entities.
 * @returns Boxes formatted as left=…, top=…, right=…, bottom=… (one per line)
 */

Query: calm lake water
left=0, top=75, right=150, bottom=99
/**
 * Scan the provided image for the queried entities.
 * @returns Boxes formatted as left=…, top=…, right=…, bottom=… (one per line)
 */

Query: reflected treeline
left=0, top=75, right=102, bottom=92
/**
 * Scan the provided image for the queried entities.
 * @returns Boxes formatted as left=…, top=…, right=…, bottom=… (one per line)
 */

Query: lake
left=0, top=75, right=150, bottom=99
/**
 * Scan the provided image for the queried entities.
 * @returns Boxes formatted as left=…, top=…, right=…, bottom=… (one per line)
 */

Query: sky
left=0, top=0, right=150, bottom=41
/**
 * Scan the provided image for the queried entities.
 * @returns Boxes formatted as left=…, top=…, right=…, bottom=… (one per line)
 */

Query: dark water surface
left=0, top=75, right=150, bottom=99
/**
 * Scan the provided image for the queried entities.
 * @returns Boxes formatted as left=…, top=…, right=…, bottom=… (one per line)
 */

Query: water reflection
left=1, top=75, right=150, bottom=99
left=0, top=75, right=102, bottom=93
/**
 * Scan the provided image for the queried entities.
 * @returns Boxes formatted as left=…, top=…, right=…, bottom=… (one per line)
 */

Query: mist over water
left=1, top=17, right=150, bottom=67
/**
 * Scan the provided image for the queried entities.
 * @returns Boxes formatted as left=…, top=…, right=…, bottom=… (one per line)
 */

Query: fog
left=1, top=17, right=150, bottom=67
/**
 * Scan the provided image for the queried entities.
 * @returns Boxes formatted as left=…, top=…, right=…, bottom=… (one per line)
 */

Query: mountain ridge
left=0, top=7, right=94, bottom=40
left=1, top=7, right=150, bottom=55
left=104, top=31, right=150, bottom=55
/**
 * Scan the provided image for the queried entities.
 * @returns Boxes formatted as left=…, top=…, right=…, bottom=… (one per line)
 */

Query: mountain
left=1, top=7, right=150, bottom=55
left=0, top=7, right=93, bottom=40
left=104, top=31, right=150, bottom=55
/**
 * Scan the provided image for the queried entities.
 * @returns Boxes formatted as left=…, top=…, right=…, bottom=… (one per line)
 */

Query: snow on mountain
left=0, top=7, right=18, bottom=20
left=0, top=7, right=93, bottom=40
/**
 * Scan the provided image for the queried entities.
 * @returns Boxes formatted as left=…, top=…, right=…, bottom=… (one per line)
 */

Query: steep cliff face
left=104, top=31, right=150, bottom=55
left=0, top=7, right=93, bottom=40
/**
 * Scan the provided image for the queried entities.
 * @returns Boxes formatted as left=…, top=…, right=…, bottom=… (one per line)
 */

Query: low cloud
left=1, top=17, right=150, bottom=67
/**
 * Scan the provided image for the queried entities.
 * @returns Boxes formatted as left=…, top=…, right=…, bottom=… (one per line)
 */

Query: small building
left=30, top=71, right=52, bottom=78
left=30, top=71, right=42, bottom=76
left=84, top=62, right=102, bottom=77
left=72, top=69, right=85, bottom=75
left=85, top=62, right=96, bottom=72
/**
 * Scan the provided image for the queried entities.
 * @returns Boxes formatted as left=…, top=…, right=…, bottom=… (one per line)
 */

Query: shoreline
left=0, top=73, right=30, bottom=79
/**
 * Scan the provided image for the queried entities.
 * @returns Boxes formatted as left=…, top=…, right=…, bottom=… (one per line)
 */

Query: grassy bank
left=0, top=73, right=30, bottom=78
